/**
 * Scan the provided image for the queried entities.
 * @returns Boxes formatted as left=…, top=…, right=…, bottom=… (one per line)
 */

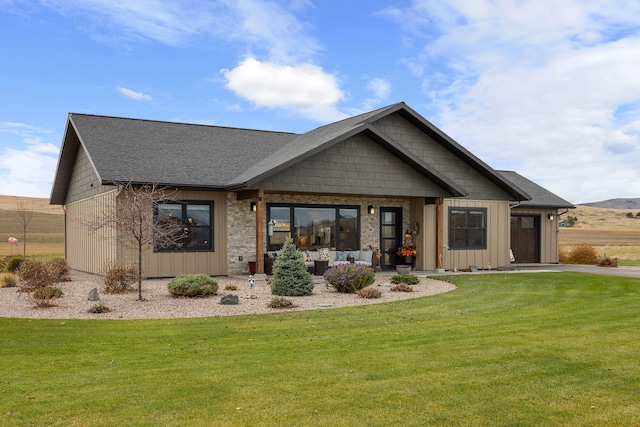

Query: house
left=49, top=102, right=574, bottom=277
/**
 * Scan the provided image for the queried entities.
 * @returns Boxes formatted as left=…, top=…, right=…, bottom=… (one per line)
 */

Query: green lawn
left=1, top=272, right=639, bottom=426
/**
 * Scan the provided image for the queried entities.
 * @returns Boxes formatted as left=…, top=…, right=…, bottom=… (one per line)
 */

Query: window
left=155, top=201, right=213, bottom=251
left=449, top=207, right=486, bottom=250
left=267, top=204, right=360, bottom=251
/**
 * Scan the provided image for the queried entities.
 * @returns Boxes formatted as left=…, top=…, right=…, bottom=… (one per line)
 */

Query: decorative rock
left=88, top=288, right=99, bottom=301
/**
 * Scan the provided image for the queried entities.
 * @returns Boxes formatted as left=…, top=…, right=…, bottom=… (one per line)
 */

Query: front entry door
left=510, top=215, right=540, bottom=263
left=380, top=208, right=403, bottom=270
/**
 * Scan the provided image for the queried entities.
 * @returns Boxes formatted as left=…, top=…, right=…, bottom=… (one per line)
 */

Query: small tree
left=565, top=215, right=578, bottom=226
left=15, top=199, right=34, bottom=257
left=271, top=238, right=313, bottom=296
left=79, top=182, right=186, bottom=300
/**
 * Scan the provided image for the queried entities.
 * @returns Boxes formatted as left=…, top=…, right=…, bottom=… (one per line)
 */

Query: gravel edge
left=0, top=271, right=456, bottom=320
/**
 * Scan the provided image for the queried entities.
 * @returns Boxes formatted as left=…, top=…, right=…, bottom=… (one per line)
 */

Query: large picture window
left=155, top=201, right=213, bottom=252
left=449, top=207, right=487, bottom=250
left=267, top=204, right=360, bottom=251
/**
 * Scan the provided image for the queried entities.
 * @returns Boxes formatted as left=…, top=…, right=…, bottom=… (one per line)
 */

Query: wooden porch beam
left=436, top=197, right=443, bottom=269
left=255, top=189, right=265, bottom=274
left=237, top=190, right=261, bottom=201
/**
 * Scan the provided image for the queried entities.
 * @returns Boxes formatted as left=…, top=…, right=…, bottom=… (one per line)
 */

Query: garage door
left=510, top=215, right=540, bottom=263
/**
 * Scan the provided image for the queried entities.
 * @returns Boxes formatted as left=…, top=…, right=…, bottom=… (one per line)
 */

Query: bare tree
left=15, top=198, right=34, bottom=258
left=79, top=182, right=186, bottom=300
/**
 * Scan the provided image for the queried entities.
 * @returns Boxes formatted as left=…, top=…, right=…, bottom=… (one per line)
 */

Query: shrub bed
left=47, top=258, right=71, bottom=282
left=357, top=287, right=382, bottom=299
left=33, top=286, right=63, bottom=300
left=391, top=283, right=414, bottom=292
left=168, top=274, right=218, bottom=298
left=6, top=256, right=24, bottom=273
left=17, top=260, right=54, bottom=292
left=88, top=303, right=112, bottom=314
left=0, top=273, right=17, bottom=288
left=324, top=264, right=375, bottom=293
left=391, top=274, right=419, bottom=285
left=102, top=261, right=137, bottom=294
left=560, top=243, right=599, bottom=264
left=268, top=297, right=293, bottom=309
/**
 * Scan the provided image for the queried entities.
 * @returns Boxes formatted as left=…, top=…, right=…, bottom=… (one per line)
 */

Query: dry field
left=559, top=205, right=640, bottom=260
left=0, top=195, right=64, bottom=257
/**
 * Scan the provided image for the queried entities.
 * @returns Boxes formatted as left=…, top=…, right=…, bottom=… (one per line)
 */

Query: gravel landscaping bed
left=0, top=271, right=456, bottom=320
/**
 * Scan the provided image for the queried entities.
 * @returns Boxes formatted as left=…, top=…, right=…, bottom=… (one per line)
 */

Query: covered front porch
left=230, top=191, right=451, bottom=276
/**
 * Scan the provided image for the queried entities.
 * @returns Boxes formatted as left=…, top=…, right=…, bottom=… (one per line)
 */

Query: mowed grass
left=1, top=272, right=639, bottom=426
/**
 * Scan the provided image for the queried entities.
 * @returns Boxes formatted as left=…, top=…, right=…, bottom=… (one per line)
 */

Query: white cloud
left=222, top=58, right=347, bottom=122
left=0, top=133, right=59, bottom=198
left=385, top=0, right=640, bottom=203
left=116, top=86, right=153, bottom=101
left=362, top=77, right=391, bottom=111
left=31, top=0, right=347, bottom=121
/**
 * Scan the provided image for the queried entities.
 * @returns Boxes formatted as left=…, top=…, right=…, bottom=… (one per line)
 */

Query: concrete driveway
left=512, top=264, right=640, bottom=279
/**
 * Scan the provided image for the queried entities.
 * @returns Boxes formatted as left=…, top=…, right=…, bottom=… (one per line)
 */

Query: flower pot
left=404, top=256, right=414, bottom=265
left=248, top=261, right=257, bottom=275
left=396, top=265, right=412, bottom=274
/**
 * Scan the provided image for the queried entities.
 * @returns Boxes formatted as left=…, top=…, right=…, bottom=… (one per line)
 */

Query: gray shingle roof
left=69, top=114, right=297, bottom=187
left=498, top=171, right=574, bottom=208
left=50, top=103, right=538, bottom=204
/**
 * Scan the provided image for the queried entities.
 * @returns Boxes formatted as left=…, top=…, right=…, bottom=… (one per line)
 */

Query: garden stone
left=88, top=288, right=99, bottom=301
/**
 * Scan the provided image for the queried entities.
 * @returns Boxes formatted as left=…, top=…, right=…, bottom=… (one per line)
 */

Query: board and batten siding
left=442, top=199, right=511, bottom=270
left=65, top=190, right=118, bottom=274
left=511, top=207, right=560, bottom=263
left=143, top=190, right=228, bottom=278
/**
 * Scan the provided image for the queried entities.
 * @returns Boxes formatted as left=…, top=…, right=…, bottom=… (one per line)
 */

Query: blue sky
left=1, top=0, right=640, bottom=204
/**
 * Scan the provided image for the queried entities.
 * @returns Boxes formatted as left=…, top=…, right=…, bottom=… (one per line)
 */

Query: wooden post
left=255, top=189, right=265, bottom=274
left=436, top=197, right=443, bottom=269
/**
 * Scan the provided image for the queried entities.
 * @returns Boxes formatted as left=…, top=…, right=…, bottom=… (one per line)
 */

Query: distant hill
left=580, top=198, right=640, bottom=210
left=0, top=195, right=62, bottom=214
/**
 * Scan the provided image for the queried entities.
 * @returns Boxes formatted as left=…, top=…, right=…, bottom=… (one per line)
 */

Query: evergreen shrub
left=270, top=238, right=313, bottom=296
left=221, top=294, right=239, bottom=305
